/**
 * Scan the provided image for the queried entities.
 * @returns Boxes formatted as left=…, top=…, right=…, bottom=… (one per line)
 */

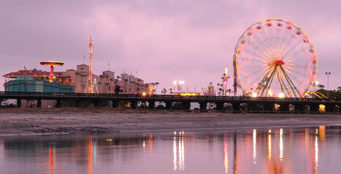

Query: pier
left=0, top=91, right=340, bottom=113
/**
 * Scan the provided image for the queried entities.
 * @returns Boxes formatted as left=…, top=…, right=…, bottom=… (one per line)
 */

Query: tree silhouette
left=337, top=86, right=341, bottom=92
left=318, top=84, right=325, bottom=89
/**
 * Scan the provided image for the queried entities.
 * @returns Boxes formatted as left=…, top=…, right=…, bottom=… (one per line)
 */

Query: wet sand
left=0, top=108, right=341, bottom=136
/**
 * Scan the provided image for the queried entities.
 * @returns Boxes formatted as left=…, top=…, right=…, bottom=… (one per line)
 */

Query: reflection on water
left=88, top=137, right=93, bottom=174
left=253, top=129, right=256, bottom=164
left=173, top=131, right=185, bottom=171
left=233, top=132, right=238, bottom=174
left=224, top=135, right=229, bottom=174
left=48, top=144, right=55, bottom=174
left=268, top=129, right=272, bottom=159
left=1, top=126, right=341, bottom=174
left=280, top=128, right=283, bottom=161
left=314, top=135, right=318, bottom=174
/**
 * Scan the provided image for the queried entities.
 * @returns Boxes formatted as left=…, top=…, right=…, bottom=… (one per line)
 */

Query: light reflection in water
left=48, top=144, right=54, bottom=174
left=88, top=137, right=93, bottom=174
left=252, top=129, right=256, bottom=164
left=279, top=128, right=283, bottom=161
left=306, top=128, right=311, bottom=144
left=93, top=141, right=96, bottom=163
left=319, top=126, right=325, bottom=142
left=233, top=133, right=238, bottom=174
left=180, top=131, right=185, bottom=171
left=173, top=131, right=185, bottom=171
left=142, top=140, right=146, bottom=149
left=314, top=135, right=319, bottom=174
left=173, top=134, right=177, bottom=171
left=2, top=126, right=341, bottom=174
left=268, top=129, right=272, bottom=159
left=224, top=135, right=229, bottom=174
left=148, top=134, right=153, bottom=152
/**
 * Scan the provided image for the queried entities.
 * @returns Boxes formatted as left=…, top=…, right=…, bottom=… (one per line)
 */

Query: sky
left=1, top=0, right=341, bottom=92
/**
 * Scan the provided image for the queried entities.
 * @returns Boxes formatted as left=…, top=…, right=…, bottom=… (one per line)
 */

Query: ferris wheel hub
left=268, top=59, right=285, bottom=67
left=275, top=60, right=285, bottom=66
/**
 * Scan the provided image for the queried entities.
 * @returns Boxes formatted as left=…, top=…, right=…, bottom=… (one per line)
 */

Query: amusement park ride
left=85, top=37, right=98, bottom=93
left=39, top=37, right=98, bottom=94
left=32, top=19, right=321, bottom=99
left=233, top=18, right=318, bottom=98
left=40, top=61, right=64, bottom=83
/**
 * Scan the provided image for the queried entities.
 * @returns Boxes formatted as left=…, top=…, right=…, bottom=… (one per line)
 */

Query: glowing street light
left=268, top=89, right=273, bottom=97
left=278, top=92, right=285, bottom=99
left=173, top=80, right=185, bottom=92
left=252, top=92, right=257, bottom=98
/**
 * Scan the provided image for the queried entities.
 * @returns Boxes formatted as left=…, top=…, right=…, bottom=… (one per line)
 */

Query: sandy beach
left=0, top=108, right=341, bottom=136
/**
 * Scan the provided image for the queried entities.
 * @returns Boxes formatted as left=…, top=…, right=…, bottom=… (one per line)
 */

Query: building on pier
left=3, top=71, right=75, bottom=93
left=3, top=64, right=152, bottom=95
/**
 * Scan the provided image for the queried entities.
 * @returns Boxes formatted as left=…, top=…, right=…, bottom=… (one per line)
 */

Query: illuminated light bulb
left=252, top=92, right=257, bottom=98
left=268, top=90, right=273, bottom=96
left=278, top=92, right=285, bottom=98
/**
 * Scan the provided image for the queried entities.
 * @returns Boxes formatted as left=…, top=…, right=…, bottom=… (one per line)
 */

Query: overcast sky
left=1, top=0, right=341, bottom=92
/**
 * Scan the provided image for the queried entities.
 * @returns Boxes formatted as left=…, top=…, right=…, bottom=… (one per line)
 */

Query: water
left=1, top=126, right=341, bottom=174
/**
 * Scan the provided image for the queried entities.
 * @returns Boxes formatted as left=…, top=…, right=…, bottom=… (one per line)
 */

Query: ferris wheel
left=233, top=18, right=317, bottom=98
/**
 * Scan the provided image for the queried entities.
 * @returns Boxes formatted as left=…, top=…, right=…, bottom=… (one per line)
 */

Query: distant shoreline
left=0, top=108, right=341, bottom=137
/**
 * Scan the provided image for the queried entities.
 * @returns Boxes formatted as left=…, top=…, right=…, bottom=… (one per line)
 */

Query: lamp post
left=325, top=72, right=331, bottom=98
left=325, top=72, right=331, bottom=90
left=173, top=80, right=184, bottom=93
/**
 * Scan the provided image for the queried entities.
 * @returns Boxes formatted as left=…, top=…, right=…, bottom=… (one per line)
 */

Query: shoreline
left=1, top=107, right=340, bottom=114
left=0, top=124, right=339, bottom=138
left=0, top=108, right=341, bottom=137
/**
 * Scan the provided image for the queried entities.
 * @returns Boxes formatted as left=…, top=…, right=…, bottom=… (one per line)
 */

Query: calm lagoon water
left=1, top=126, right=341, bottom=174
